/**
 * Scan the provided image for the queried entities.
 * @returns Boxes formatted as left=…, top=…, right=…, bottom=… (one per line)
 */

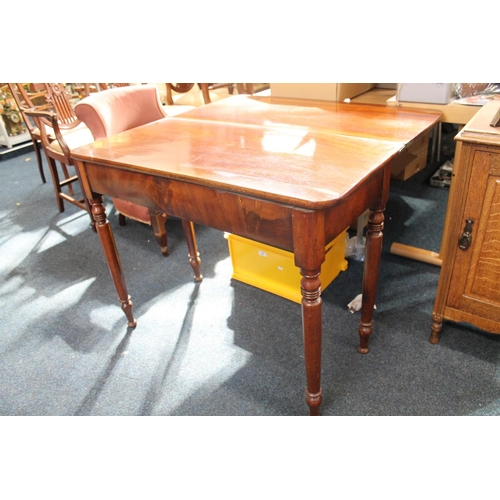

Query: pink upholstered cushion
left=74, top=84, right=167, bottom=140
left=112, top=198, right=150, bottom=224
left=74, top=84, right=168, bottom=224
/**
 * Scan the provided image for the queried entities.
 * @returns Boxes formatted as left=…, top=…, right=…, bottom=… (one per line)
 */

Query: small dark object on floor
left=430, top=160, right=453, bottom=188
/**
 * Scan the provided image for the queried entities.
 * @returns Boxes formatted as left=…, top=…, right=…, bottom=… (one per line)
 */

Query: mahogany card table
left=71, top=95, right=440, bottom=415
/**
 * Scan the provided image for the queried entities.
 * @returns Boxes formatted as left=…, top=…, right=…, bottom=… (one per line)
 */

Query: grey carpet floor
left=1, top=135, right=500, bottom=417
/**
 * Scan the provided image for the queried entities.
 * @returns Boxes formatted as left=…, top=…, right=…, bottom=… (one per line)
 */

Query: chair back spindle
left=44, top=83, right=80, bottom=129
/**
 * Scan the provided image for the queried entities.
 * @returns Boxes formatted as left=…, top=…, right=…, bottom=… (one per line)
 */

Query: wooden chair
left=8, top=83, right=50, bottom=183
left=98, top=83, right=130, bottom=91
left=199, top=83, right=254, bottom=104
left=21, top=83, right=94, bottom=222
left=98, top=84, right=195, bottom=117
left=65, top=83, right=99, bottom=100
left=74, top=84, right=202, bottom=279
left=165, top=83, right=254, bottom=105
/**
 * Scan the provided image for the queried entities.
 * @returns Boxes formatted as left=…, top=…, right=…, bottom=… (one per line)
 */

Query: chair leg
left=60, top=163, right=75, bottom=196
left=199, top=84, right=211, bottom=104
left=45, top=154, right=65, bottom=212
left=150, top=212, right=169, bottom=257
left=33, top=140, right=46, bottom=183
left=165, top=84, right=174, bottom=105
left=72, top=160, right=96, bottom=231
left=181, top=219, right=202, bottom=282
left=118, top=213, right=126, bottom=226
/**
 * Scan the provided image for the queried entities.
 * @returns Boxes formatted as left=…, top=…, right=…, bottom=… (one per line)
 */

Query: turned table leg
left=300, top=267, right=323, bottom=416
left=358, top=209, right=384, bottom=353
left=150, top=211, right=169, bottom=257
left=91, top=196, right=137, bottom=328
left=181, top=220, right=203, bottom=282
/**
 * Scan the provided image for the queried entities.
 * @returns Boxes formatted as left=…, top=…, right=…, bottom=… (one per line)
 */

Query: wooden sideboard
left=431, top=100, right=500, bottom=342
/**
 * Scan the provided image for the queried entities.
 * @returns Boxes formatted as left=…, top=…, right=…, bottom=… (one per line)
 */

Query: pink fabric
left=112, top=199, right=150, bottom=223
left=75, top=84, right=167, bottom=140
left=75, top=84, right=168, bottom=224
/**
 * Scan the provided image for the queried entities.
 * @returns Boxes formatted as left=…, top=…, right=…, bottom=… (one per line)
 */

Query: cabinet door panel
left=448, top=150, right=500, bottom=319
left=466, top=178, right=500, bottom=301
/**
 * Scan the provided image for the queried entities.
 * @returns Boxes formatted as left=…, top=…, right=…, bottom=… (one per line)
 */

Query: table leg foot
left=181, top=220, right=203, bottom=282
left=430, top=314, right=442, bottom=344
left=191, top=257, right=203, bottom=282
left=121, top=295, right=137, bottom=328
left=306, top=390, right=322, bottom=415
left=358, top=320, right=372, bottom=353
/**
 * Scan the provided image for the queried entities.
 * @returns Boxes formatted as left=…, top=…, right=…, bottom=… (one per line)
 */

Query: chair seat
left=47, top=124, right=94, bottom=155
left=162, top=105, right=196, bottom=116
left=171, top=88, right=235, bottom=107
left=112, top=198, right=151, bottom=224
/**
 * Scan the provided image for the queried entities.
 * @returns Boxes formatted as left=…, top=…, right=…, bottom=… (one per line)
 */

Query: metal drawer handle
left=459, top=218, right=474, bottom=250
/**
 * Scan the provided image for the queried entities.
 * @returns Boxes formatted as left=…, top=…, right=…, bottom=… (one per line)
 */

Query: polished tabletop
left=72, top=95, right=440, bottom=210
left=177, top=94, right=441, bottom=143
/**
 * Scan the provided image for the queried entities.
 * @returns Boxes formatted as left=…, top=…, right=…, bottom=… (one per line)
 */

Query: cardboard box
left=225, top=231, right=348, bottom=303
left=398, top=83, right=453, bottom=104
left=270, top=83, right=374, bottom=102
left=390, top=131, right=430, bottom=180
left=336, top=83, right=375, bottom=101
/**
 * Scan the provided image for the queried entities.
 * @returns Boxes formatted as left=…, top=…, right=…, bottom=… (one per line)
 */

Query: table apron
left=80, top=161, right=386, bottom=265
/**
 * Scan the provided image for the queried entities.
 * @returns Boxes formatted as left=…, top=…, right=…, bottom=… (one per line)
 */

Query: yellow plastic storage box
left=225, top=231, right=348, bottom=303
